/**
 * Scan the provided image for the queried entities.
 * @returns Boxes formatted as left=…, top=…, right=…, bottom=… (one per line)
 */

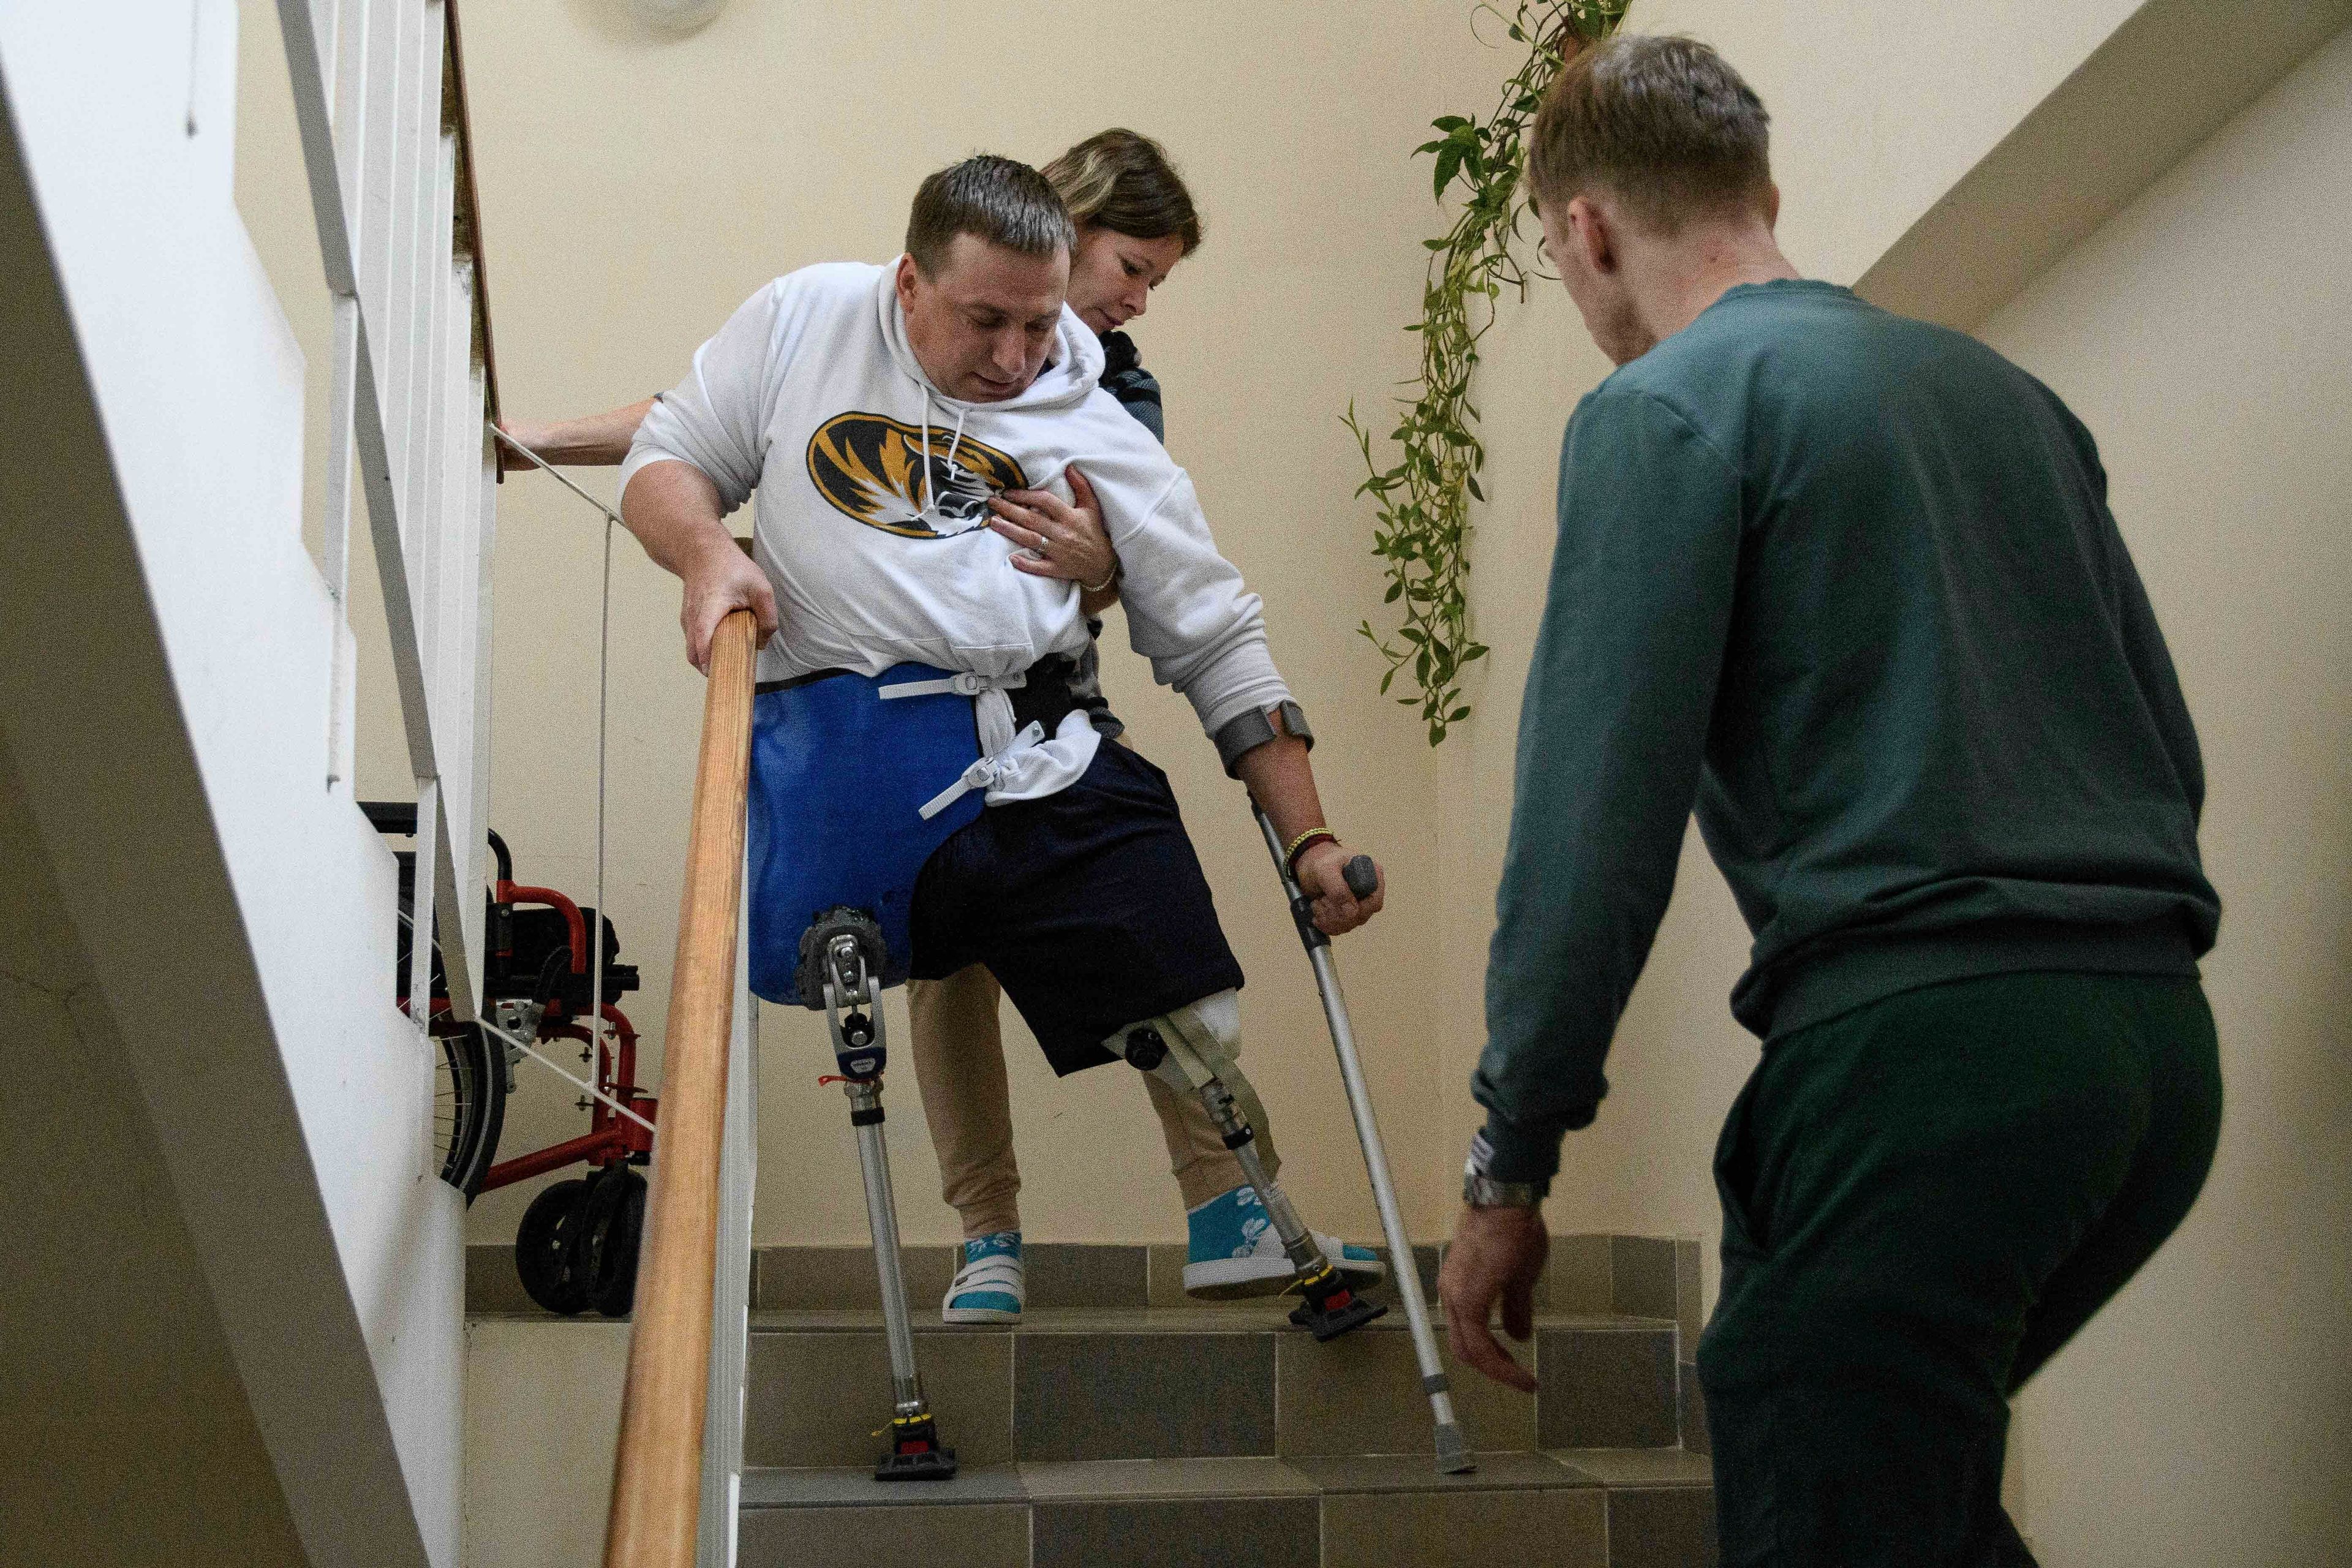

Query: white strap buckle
left=880, top=669, right=1029, bottom=701
left=917, top=720, right=1047, bottom=820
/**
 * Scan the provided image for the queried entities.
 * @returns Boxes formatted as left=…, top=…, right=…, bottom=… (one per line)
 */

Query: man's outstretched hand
left=1439, top=1202, right=1548, bottom=1393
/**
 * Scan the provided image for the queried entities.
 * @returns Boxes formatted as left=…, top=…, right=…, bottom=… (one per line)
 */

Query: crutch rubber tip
left=1433, top=1422, right=1475, bottom=1475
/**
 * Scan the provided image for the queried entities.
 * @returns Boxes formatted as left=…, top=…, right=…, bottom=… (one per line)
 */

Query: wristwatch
left=1462, top=1130, right=1547, bottom=1209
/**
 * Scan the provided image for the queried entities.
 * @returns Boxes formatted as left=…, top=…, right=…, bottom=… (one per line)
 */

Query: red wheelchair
left=369, top=802, right=655, bottom=1317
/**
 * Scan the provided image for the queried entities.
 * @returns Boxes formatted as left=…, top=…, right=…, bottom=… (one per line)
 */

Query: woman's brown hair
left=1039, top=129, right=1204, bottom=255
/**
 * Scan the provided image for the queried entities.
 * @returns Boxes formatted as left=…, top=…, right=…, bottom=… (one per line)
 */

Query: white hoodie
left=620, top=260, right=1292, bottom=802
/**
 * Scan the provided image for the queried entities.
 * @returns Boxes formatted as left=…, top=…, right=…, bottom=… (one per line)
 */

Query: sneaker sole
left=1183, top=1255, right=1298, bottom=1300
left=941, top=1303, right=1023, bottom=1324
left=1184, top=1251, right=1390, bottom=1302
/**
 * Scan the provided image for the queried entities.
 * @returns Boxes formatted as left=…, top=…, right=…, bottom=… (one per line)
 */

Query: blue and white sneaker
left=1181, top=1185, right=1386, bottom=1300
left=943, top=1231, right=1024, bottom=1324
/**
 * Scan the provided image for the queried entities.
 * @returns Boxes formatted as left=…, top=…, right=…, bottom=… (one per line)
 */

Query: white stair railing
left=273, top=0, right=500, bottom=1021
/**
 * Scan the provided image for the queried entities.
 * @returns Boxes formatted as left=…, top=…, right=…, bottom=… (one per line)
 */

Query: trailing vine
left=1347, top=0, right=1632, bottom=745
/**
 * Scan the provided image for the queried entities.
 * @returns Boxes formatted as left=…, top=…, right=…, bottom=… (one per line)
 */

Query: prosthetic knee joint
left=1117, top=995, right=1385, bottom=1341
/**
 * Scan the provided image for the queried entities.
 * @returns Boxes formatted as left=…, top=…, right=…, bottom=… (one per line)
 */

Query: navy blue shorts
left=909, top=741, right=1246, bottom=1076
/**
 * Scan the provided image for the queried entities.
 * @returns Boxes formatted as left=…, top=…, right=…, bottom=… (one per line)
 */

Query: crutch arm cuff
left=1213, top=700, right=1314, bottom=778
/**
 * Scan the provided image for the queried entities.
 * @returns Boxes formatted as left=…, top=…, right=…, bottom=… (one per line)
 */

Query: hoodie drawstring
left=913, top=382, right=972, bottom=531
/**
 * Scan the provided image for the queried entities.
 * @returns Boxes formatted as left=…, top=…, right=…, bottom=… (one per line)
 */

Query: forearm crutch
left=1256, top=805, right=1473, bottom=1474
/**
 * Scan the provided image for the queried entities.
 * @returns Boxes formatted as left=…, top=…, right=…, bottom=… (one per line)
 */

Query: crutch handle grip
left=1343, top=855, right=1379, bottom=900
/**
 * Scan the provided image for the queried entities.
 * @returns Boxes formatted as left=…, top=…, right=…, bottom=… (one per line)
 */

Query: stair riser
left=744, top=1323, right=1684, bottom=1468
left=737, top=1486, right=1712, bottom=1568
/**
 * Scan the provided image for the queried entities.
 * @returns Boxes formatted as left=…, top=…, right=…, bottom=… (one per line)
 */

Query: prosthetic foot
left=1118, top=1003, right=1386, bottom=1342
left=804, top=910, right=959, bottom=1481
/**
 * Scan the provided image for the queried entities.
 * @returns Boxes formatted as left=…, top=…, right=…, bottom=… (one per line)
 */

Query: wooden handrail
left=602, top=609, right=758, bottom=1568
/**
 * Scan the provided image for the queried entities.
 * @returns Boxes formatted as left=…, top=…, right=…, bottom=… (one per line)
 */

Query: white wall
left=0, top=752, right=307, bottom=1567
left=1, top=4, right=470, bottom=1562
left=1975, top=24, right=2352, bottom=1562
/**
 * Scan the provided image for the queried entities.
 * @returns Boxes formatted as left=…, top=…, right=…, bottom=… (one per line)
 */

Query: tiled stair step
left=738, top=1449, right=1717, bottom=1568
left=748, top=1306, right=1690, bottom=1471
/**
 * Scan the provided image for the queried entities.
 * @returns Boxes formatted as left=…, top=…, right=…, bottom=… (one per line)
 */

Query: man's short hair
left=905, top=155, right=1077, bottom=276
left=1527, top=34, right=1772, bottom=233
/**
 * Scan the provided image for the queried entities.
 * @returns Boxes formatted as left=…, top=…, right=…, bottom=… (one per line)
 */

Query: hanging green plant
left=1347, top=0, right=1631, bottom=745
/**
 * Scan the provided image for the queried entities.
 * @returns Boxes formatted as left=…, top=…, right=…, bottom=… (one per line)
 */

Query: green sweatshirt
left=1475, top=280, right=2219, bottom=1184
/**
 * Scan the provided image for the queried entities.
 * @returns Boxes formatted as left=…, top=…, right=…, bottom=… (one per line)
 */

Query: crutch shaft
left=1307, top=943, right=1461, bottom=1422
left=1253, top=804, right=1472, bottom=1470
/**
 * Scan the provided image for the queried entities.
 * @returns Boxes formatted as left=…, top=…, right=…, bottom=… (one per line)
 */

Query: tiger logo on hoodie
left=806, top=412, right=1028, bottom=540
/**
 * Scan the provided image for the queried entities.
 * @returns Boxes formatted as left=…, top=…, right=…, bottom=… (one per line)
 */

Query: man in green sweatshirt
left=1435, top=34, right=2223, bottom=1565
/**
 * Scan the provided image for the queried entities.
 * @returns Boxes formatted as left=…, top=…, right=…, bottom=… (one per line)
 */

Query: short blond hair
left=1039, top=129, right=1204, bottom=255
left=1528, top=34, right=1772, bottom=233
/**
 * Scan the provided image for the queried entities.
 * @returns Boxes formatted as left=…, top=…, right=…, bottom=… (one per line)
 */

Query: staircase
left=475, top=1234, right=1716, bottom=1567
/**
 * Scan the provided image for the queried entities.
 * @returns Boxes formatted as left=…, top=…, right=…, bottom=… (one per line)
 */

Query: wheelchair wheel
left=581, top=1166, right=649, bottom=1319
left=434, top=1023, right=506, bottom=1202
left=515, top=1177, right=594, bottom=1315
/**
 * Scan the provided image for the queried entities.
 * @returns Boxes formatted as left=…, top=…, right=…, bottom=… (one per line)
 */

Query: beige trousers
left=908, top=964, right=1279, bottom=1239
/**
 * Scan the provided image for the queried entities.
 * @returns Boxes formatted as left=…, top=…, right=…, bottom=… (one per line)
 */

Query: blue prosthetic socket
left=746, top=663, right=985, bottom=1006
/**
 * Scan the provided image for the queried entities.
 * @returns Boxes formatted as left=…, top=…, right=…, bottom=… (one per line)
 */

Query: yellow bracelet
left=1283, top=827, right=1338, bottom=875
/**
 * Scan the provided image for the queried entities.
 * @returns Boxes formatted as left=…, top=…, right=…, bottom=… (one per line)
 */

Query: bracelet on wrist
left=1283, top=827, right=1338, bottom=878
left=1081, top=560, right=1120, bottom=595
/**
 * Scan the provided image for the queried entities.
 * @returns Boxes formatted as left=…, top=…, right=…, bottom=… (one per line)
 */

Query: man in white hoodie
left=619, top=154, right=1387, bottom=1302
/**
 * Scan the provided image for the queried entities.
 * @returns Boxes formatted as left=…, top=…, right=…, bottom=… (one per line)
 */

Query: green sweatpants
left=1697, top=970, right=2222, bottom=1566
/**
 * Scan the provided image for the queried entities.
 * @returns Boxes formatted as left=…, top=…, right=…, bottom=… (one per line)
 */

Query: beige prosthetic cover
left=911, top=972, right=1268, bottom=1238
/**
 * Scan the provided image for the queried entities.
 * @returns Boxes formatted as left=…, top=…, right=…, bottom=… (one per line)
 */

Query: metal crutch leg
left=1119, top=1012, right=1385, bottom=1342
left=807, top=911, right=957, bottom=1481
left=1254, top=804, right=1472, bottom=1472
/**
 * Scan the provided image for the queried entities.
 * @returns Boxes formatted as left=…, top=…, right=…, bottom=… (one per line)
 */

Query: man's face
left=1540, top=192, right=1649, bottom=367
left=896, top=235, right=1071, bottom=402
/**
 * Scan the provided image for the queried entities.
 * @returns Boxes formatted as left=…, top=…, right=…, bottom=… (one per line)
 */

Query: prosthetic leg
left=1117, top=1000, right=1386, bottom=1342
left=802, top=909, right=957, bottom=1482
left=1253, top=805, right=1472, bottom=1473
